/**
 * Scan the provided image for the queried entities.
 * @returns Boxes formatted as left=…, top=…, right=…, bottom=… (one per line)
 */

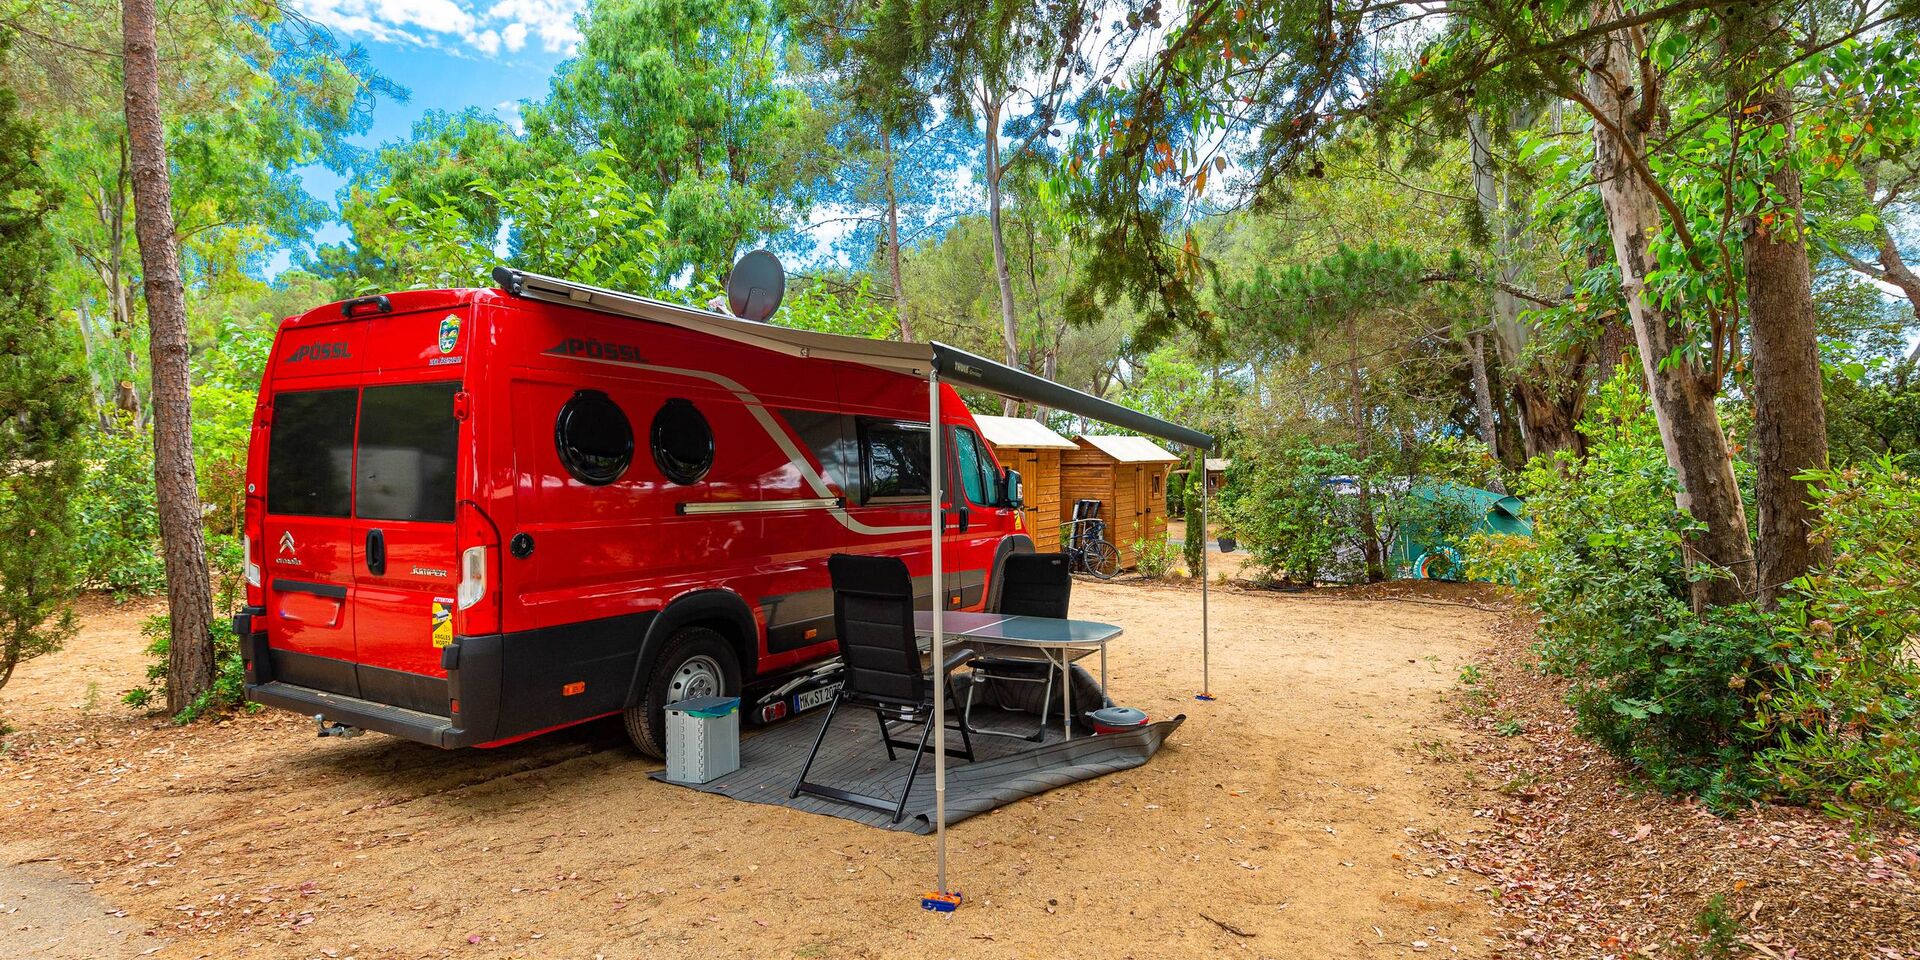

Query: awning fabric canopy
left=492, top=267, right=1216, bottom=452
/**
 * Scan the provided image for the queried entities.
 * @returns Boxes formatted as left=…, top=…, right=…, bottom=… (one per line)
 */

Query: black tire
left=623, top=625, right=741, bottom=759
left=1083, top=539, right=1120, bottom=579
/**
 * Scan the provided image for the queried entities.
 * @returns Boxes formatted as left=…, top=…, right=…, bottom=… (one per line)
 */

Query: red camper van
left=233, top=270, right=1033, bottom=757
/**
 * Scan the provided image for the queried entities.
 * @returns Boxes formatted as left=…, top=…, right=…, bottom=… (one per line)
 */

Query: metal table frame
left=914, top=611, right=1121, bottom=741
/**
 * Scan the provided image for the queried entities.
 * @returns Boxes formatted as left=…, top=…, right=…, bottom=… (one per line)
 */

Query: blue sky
left=276, top=1, right=584, bottom=269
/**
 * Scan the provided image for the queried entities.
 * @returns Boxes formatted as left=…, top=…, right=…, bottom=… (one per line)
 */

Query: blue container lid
left=667, top=695, right=739, bottom=718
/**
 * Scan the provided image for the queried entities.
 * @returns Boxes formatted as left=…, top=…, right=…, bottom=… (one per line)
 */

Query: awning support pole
left=1199, top=456, right=1211, bottom=699
left=928, top=370, right=949, bottom=896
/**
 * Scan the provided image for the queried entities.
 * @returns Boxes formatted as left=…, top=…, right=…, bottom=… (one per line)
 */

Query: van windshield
left=355, top=382, right=460, bottom=523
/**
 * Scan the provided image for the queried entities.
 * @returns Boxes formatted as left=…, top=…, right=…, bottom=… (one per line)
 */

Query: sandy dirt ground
left=1, top=583, right=1500, bottom=959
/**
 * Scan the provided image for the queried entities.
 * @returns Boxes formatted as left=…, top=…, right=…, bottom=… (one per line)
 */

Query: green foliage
left=1134, top=535, right=1179, bottom=579
left=1473, top=372, right=1774, bottom=806
left=775, top=276, right=898, bottom=338
left=1751, top=459, right=1920, bottom=817
left=528, top=0, right=822, bottom=280
left=1179, top=468, right=1205, bottom=575
left=125, top=613, right=248, bottom=723
left=69, top=421, right=166, bottom=594
left=1683, top=893, right=1744, bottom=960
left=1481, top=372, right=1920, bottom=815
left=1219, top=439, right=1355, bottom=584
left=378, top=152, right=670, bottom=292
left=0, top=51, right=87, bottom=692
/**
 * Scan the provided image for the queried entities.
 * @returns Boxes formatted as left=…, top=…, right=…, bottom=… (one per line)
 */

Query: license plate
left=793, top=682, right=840, bottom=713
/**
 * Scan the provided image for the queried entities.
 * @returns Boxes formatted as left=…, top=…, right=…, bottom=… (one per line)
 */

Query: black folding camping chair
left=791, top=554, right=976, bottom=824
left=964, top=552, right=1073, bottom=741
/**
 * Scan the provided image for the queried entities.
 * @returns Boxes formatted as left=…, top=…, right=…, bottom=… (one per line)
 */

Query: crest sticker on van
left=437, top=314, right=461, bottom=354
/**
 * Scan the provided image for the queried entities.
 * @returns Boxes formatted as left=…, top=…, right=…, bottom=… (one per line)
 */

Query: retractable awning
left=492, top=267, right=1215, bottom=452
left=493, top=265, right=1217, bottom=909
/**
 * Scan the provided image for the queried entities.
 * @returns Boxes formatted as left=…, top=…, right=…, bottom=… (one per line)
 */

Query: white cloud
left=292, top=0, right=581, bottom=57
left=495, top=100, right=526, bottom=134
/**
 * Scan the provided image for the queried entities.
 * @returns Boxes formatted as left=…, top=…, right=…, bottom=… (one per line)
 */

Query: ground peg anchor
left=921, top=891, right=963, bottom=912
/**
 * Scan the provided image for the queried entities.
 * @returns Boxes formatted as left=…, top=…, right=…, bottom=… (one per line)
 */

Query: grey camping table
left=914, top=611, right=1122, bottom=741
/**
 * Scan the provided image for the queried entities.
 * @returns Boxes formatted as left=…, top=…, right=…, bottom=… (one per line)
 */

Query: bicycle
left=1060, top=517, right=1121, bottom=579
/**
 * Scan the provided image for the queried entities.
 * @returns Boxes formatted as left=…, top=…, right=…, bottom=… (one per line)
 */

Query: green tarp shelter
left=1389, top=481, right=1533, bottom=580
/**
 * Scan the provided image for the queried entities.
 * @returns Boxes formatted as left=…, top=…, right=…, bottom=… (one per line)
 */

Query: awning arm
left=931, top=343, right=1215, bottom=451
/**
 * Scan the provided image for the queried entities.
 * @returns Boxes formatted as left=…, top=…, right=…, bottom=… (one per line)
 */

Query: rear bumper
left=235, top=607, right=502, bottom=749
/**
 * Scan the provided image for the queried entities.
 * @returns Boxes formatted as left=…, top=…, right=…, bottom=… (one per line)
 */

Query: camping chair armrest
left=940, top=647, right=976, bottom=675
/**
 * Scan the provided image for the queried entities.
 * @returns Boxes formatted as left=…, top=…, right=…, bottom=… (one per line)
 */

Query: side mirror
left=1001, top=467, right=1024, bottom=509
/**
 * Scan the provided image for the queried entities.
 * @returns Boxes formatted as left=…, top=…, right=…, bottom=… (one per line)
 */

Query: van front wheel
left=624, top=626, right=741, bottom=759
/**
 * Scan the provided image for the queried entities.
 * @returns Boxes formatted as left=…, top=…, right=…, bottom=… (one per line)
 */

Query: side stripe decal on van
left=544, top=349, right=926, bottom=536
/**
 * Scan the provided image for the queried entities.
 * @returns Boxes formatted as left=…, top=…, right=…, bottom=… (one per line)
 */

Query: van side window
left=650, top=398, right=713, bottom=485
left=859, top=419, right=930, bottom=502
left=952, top=427, right=993, bottom=505
left=557, top=390, right=634, bottom=486
left=266, top=388, right=357, bottom=517
left=356, top=381, right=459, bottom=522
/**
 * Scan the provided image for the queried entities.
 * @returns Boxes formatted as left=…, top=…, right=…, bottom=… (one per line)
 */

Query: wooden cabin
left=1061, top=434, right=1179, bottom=569
left=1203, top=458, right=1232, bottom=496
left=974, top=414, right=1077, bottom=552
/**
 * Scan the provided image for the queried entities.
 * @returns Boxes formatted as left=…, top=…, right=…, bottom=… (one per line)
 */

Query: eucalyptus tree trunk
left=123, top=0, right=215, bottom=712
left=982, top=91, right=1021, bottom=416
left=1466, top=330, right=1506, bottom=492
left=1737, top=43, right=1829, bottom=605
left=1586, top=1, right=1755, bottom=607
left=881, top=127, right=911, bottom=342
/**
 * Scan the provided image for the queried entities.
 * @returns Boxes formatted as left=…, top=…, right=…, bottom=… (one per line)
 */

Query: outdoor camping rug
left=650, top=708, right=1185, bottom=835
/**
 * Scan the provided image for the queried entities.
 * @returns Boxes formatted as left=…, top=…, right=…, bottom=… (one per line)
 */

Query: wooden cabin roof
left=1075, top=434, right=1180, bottom=463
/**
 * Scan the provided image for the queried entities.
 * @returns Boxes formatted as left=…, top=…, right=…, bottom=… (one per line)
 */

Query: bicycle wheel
left=1083, top=539, right=1120, bottom=579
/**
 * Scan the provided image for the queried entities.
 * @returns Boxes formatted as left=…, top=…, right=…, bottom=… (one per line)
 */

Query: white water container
left=664, top=696, right=740, bottom=784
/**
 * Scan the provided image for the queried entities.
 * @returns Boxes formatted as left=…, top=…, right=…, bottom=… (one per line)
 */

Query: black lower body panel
left=238, top=608, right=657, bottom=748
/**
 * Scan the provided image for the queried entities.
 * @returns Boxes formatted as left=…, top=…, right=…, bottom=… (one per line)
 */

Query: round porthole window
left=555, top=390, right=633, bottom=486
left=651, top=398, right=714, bottom=485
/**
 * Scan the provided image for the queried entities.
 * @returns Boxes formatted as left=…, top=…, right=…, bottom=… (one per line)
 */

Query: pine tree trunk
left=123, top=0, right=215, bottom=713
left=1738, top=54, right=1829, bottom=605
left=983, top=94, right=1021, bottom=416
left=881, top=127, right=911, bottom=342
left=1586, top=1, right=1755, bottom=608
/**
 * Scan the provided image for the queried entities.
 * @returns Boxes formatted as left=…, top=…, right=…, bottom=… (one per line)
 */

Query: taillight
left=243, top=533, right=261, bottom=589
left=457, top=545, right=487, bottom=610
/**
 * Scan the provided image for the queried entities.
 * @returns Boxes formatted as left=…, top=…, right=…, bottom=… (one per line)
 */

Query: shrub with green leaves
left=1479, top=371, right=1920, bottom=816
left=1134, top=534, right=1179, bottom=578
left=1217, top=439, right=1356, bottom=583
left=1751, top=459, right=1920, bottom=817
left=124, top=613, right=249, bottom=723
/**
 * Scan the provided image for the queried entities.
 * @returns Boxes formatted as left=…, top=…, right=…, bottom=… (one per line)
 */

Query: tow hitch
left=314, top=714, right=364, bottom=739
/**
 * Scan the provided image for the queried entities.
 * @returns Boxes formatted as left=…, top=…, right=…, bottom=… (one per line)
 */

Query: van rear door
left=262, top=386, right=362, bottom=689
left=346, top=305, right=468, bottom=713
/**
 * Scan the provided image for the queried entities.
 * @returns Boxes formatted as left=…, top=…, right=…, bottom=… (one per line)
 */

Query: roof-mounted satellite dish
left=726, top=250, right=785, bottom=322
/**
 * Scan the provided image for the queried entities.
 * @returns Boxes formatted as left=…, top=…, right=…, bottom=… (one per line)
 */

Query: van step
left=249, top=681, right=454, bottom=745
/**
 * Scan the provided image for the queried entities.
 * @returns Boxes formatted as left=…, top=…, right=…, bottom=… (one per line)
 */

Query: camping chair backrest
left=828, top=553, right=925, bottom=706
left=995, top=552, right=1072, bottom=619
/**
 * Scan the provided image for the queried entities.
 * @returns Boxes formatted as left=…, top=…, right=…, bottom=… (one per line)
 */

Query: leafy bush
left=1751, top=459, right=1920, bottom=817
left=1479, top=372, right=1920, bottom=816
left=1134, top=534, right=1179, bottom=578
left=1221, top=434, right=1494, bottom=584
left=1217, top=438, right=1355, bottom=583
left=124, top=613, right=249, bottom=723
left=70, top=421, right=167, bottom=594
left=1180, top=470, right=1205, bottom=575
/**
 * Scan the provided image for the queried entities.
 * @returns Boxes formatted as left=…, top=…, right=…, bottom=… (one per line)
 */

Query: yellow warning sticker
left=431, top=601, right=453, bottom=648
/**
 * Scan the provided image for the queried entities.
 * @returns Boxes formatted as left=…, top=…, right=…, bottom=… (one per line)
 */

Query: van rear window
left=266, top=389, right=357, bottom=517
left=356, top=382, right=460, bottom=523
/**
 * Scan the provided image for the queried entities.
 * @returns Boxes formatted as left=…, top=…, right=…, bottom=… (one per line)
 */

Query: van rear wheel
left=624, top=626, right=740, bottom=759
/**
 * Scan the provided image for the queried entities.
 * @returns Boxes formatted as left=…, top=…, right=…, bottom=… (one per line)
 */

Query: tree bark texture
left=1737, top=45, right=1830, bottom=605
left=881, top=127, right=912, bottom=342
left=982, top=93, right=1021, bottom=416
left=123, top=0, right=216, bottom=713
left=1586, top=1, right=1756, bottom=607
left=1466, top=330, right=1507, bottom=491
